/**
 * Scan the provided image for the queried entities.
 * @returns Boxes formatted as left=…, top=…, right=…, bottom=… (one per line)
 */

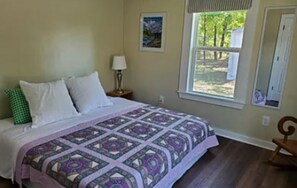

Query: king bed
left=0, top=97, right=218, bottom=188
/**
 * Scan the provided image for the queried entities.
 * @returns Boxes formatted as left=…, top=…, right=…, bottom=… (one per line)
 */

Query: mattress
left=0, top=97, right=218, bottom=188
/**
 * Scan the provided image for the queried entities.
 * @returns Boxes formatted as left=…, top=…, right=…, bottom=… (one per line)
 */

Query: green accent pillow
left=4, top=88, right=32, bottom=125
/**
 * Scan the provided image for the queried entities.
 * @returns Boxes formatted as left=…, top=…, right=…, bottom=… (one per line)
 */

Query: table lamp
left=112, top=56, right=127, bottom=94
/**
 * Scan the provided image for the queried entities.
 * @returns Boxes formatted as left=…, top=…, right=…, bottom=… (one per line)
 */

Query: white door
left=267, top=14, right=294, bottom=101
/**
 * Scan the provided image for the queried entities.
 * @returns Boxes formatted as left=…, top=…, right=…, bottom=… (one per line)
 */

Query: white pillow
left=65, top=72, right=113, bottom=114
left=20, top=80, right=79, bottom=128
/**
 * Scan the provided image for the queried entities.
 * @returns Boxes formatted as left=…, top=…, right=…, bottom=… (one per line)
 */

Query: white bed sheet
left=0, top=97, right=141, bottom=180
left=0, top=118, right=14, bottom=133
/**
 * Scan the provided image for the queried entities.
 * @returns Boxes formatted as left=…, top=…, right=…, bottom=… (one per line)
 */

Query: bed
left=0, top=97, right=218, bottom=188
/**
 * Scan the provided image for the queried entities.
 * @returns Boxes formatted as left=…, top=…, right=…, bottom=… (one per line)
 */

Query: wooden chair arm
left=278, top=116, right=297, bottom=141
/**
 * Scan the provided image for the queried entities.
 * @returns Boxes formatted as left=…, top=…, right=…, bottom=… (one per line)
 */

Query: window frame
left=189, top=12, right=245, bottom=99
left=178, top=1, right=259, bottom=109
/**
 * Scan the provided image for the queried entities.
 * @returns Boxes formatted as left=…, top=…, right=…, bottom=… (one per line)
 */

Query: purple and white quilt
left=15, top=104, right=218, bottom=188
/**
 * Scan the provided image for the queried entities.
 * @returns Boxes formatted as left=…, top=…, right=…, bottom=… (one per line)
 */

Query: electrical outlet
left=262, top=116, right=270, bottom=126
left=159, top=95, right=165, bottom=104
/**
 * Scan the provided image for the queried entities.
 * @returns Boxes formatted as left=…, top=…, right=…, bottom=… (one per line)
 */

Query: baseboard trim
left=214, top=128, right=276, bottom=151
left=214, top=128, right=292, bottom=155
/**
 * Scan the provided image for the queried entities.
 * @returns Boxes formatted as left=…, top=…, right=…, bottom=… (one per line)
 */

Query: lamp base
left=115, top=89, right=124, bottom=94
left=115, top=70, right=124, bottom=94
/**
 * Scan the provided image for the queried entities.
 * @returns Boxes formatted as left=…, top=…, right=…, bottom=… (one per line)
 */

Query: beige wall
left=1, top=0, right=296, bottom=142
left=0, top=0, right=124, bottom=118
left=123, top=0, right=297, bottom=141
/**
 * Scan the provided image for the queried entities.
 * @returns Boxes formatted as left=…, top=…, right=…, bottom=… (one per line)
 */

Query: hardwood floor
left=0, top=178, right=18, bottom=188
left=0, top=136, right=296, bottom=188
left=173, top=136, right=297, bottom=188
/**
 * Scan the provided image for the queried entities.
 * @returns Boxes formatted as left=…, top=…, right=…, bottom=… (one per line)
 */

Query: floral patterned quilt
left=15, top=104, right=218, bottom=188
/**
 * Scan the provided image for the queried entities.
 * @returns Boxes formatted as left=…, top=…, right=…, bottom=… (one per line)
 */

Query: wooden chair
left=268, top=116, right=297, bottom=168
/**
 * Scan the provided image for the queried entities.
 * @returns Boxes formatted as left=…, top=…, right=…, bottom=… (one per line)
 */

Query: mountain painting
left=142, top=16, right=163, bottom=48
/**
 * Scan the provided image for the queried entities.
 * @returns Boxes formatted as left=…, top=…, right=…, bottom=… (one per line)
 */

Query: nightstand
left=106, top=90, right=133, bottom=100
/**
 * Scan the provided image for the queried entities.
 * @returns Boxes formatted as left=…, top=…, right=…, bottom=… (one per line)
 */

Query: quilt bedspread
left=15, top=104, right=218, bottom=188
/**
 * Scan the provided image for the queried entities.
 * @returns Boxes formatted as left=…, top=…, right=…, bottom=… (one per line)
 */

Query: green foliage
left=196, top=11, right=247, bottom=48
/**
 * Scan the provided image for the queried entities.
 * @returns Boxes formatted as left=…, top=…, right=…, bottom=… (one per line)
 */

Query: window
left=179, top=3, right=259, bottom=109
left=191, top=11, right=246, bottom=98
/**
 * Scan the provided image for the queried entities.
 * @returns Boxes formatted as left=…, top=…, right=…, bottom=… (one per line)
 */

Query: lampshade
left=112, top=56, right=127, bottom=70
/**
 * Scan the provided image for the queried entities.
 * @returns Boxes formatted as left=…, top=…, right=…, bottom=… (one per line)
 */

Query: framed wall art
left=140, top=12, right=166, bottom=52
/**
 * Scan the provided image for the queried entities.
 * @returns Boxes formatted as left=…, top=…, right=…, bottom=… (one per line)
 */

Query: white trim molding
left=214, top=127, right=290, bottom=155
left=178, top=90, right=245, bottom=109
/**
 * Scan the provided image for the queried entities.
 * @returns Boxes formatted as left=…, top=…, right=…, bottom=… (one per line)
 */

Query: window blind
left=188, top=0, right=252, bottom=13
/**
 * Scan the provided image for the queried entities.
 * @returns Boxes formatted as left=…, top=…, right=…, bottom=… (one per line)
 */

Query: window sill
left=177, top=90, right=245, bottom=109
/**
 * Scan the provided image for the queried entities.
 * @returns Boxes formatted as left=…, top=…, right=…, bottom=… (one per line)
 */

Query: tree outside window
left=191, top=11, right=247, bottom=98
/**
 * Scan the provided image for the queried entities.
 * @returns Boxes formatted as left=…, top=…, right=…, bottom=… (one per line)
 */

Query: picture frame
left=140, top=12, right=166, bottom=52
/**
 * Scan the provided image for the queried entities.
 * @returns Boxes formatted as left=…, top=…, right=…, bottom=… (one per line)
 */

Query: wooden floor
left=0, top=136, right=296, bottom=188
left=173, top=136, right=297, bottom=188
